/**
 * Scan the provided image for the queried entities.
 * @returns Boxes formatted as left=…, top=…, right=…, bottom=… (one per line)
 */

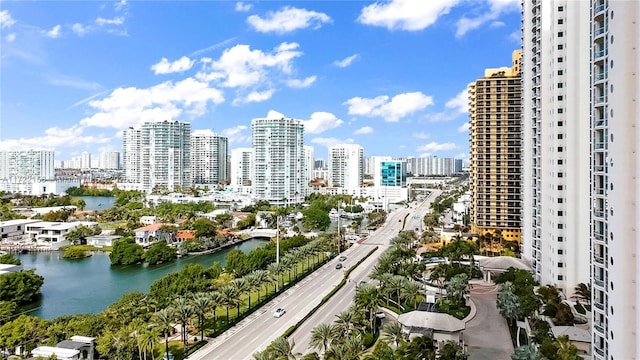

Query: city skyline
left=1, top=0, right=521, bottom=161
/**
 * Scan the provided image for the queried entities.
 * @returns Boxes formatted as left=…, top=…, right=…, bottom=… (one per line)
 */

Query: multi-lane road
left=189, top=192, right=438, bottom=359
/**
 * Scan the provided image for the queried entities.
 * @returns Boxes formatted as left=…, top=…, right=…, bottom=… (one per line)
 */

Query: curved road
left=188, top=192, right=439, bottom=359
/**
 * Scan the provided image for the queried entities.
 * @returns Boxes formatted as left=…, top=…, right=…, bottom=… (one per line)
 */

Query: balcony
left=594, top=209, right=606, bottom=218
left=595, top=96, right=608, bottom=104
left=594, top=347, right=605, bottom=357
left=594, top=321, right=605, bottom=334
left=594, top=26, right=607, bottom=37
left=594, top=302, right=605, bottom=311
left=595, top=3, right=606, bottom=15
left=594, top=71, right=607, bottom=81
left=594, top=142, right=606, bottom=150
left=594, top=255, right=605, bottom=265
left=594, top=279, right=606, bottom=289
left=594, top=48, right=608, bottom=60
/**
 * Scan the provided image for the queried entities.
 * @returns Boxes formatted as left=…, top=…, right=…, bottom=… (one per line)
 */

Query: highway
left=290, top=192, right=439, bottom=354
left=188, top=193, right=438, bottom=359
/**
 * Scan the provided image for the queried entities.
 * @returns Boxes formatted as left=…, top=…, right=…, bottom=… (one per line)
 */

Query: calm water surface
left=17, top=239, right=267, bottom=319
left=72, top=196, right=116, bottom=211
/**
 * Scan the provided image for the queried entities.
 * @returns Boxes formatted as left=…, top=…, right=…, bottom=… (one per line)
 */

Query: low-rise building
left=24, top=221, right=99, bottom=249
left=397, top=310, right=465, bottom=350
left=134, top=223, right=175, bottom=246
left=0, top=219, right=40, bottom=242
left=86, top=234, right=121, bottom=248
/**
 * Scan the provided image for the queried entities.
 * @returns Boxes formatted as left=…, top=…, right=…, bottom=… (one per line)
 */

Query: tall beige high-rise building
left=469, top=50, right=522, bottom=243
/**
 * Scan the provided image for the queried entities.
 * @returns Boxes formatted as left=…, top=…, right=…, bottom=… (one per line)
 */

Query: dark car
left=335, top=263, right=343, bottom=269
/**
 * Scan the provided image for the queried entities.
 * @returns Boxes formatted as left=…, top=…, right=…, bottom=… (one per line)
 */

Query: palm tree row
left=147, top=237, right=330, bottom=357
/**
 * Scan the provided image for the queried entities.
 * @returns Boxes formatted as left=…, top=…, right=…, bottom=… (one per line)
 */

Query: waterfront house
left=25, top=221, right=99, bottom=250
left=134, top=223, right=175, bottom=246
left=174, top=230, right=195, bottom=245
left=86, top=234, right=121, bottom=248
left=0, top=219, right=40, bottom=243
left=140, top=215, right=159, bottom=225
left=30, top=335, right=95, bottom=360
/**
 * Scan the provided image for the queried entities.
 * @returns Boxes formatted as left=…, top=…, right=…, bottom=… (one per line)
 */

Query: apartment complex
left=521, top=0, right=591, bottom=298
left=251, top=117, right=305, bottom=205
left=588, top=1, right=639, bottom=358
left=405, top=157, right=463, bottom=176
left=123, top=121, right=192, bottom=192
left=99, top=152, right=120, bottom=170
left=0, top=150, right=55, bottom=181
left=469, top=50, right=522, bottom=243
left=191, top=130, right=228, bottom=186
left=230, top=148, right=253, bottom=190
left=328, top=144, right=363, bottom=189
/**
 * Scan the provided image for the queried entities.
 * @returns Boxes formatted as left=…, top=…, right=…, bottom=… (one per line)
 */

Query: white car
left=273, top=308, right=286, bottom=318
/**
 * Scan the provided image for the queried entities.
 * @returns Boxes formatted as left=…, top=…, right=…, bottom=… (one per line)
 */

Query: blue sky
left=0, top=0, right=520, bottom=162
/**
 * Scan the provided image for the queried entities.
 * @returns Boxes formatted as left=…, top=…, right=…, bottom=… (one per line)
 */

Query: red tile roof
left=135, top=223, right=174, bottom=232
left=176, top=230, right=196, bottom=239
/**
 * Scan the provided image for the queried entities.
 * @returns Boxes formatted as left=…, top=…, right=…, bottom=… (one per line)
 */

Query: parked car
left=335, top=263, right=343, bottom=269
left=273, top=308, right=286, bottom=318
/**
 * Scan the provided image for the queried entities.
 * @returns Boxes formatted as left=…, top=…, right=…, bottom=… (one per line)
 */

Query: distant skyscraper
left=313, top=159, right=326, bottom=170
left=123, top=120, right=191, bottom=192
left=191, top=130, right=228, bottom=186
left=230, top=148, right=253, bottom=188
left=303, top=145, right=314, bottom=193
left=100, top=151, right=121, bottom=170
left=0, top=150, right=55, bottom=180
left=328, top=144, right=363, bottom=189
left=469, top=50, right=522, bottom=243
left=521, top=1, right=591, bottom=301
left=405, top=157, right=463, bottom=176
left=80, top=151, right=91, bottom=170
left=251, top=117, right=305, bottom=205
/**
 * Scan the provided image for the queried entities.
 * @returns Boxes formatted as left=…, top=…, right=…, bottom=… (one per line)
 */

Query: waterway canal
left=17, top=238, right=268, bottom=319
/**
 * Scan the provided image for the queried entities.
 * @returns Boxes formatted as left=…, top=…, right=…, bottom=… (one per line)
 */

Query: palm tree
left=191, top=292, right=212, bottom=341
left=381, top=321, right=405, bottom=348
left=572, top=282, right=591, bottom=306
left=403, top=334, right=437, bottom=360
left=343, top=335, right=364, bottom=359
left=246, top=271, right=263, bottom=307
left=233, top=277, right=249, bottom=313
left=173, top=296, right=194, bottom=351
left=354, top=283, right=379, bottom=332
left=497, top=282, right=522, bottom=326
left=209, top=291, right=222, bottom=329
left=403, top=279, right=423, bottom=309
left=334, top=309, right=357, bottom=338
left=309, top=323, right=336, bottom=353
left=389, top=275, right=406, bottom=309
left=268, top=262, right=283, bottom=292
left=265, top=336, right=299, bottom=360
left=220, top=284, right=239, bottom=323
left=511, top=344, right=545, bottom=360
left=136, top=328, right=157, bottom=360
left=154, top=308, right=175, bottom=358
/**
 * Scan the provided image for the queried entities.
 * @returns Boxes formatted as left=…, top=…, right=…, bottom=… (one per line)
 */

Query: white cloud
left=344, top=91, right=434, bottom=122
left=509, top=30, right=520, bottom=43
left=197, top=42, right=303, bottom=88
left=457, top=122, right=470, bottom=133
left=267, top=110, right=286, bottom=119
left=233, top=89, right=275, bottom=105
left=222, top=125, right=251, bottom=144
left=354, top=126, right=374, bottom=135
left=286, top=75, right=317, bottom=88
left=114, top=0, right=127, bottom=11
left=46, top=74, right=101, bottom=90
left=311, top=137, right=354, bottom=148
left=235, top=2, right=253, bottom=12
left=151, top=56, right=196, bottom=75
left=413, top=132, right=430, bottom=139
left=5, top=33, right=16, bottom=42
left=455, top=0, right=519, bottom=37
left=303, top=112, right=343, bottom=134
left=416, top=142, right=457, bottom=153
left=247, top=6, right=331, bottom=34
left=490, top=21, right=505, bottom=28
left=0, top=10, right=16, bottom=29
left=0, top=125, right=110, bottom=151
left=79, top=77, right=224, bottom=129
left=334, top=54, right=358, bottom=68
left=44, top=25, right=62, bottom=38
left=72, top=23, right=88, bottom=35
left=95, top=17, right=125, bottom=26
left=445, top=89, right=469, bottom=114
left=358, top=0, right=460, bottom=31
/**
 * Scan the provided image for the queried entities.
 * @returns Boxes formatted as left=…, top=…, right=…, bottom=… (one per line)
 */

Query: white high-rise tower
left=328, top=144, right=363, bottom=189
left=191, top=130, right=228, bottom=186
left=251, top=117, right=305, bottom=205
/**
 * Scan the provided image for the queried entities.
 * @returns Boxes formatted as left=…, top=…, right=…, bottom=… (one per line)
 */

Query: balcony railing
left=595, top=3, right=606, bottom=14
left=594, top=255, right=605, bottom=264
left=594, top=302, right=605, bottom=311
left=594, top=49, right=608, bottom=59
left=595, top=96, right=607, bottom=104
left=594, top=279, right=606, bottom=289
left=594, top=26, right=606, bottom=36
left=594, top=322, right=605, bottom=334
